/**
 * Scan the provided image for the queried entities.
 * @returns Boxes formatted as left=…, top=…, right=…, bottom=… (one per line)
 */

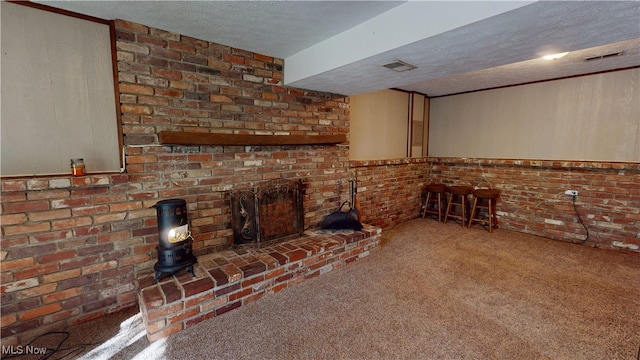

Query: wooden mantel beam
left=158, top=131, right=346, bottom=146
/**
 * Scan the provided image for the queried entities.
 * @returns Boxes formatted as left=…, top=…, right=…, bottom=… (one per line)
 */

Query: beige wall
left=1, top=2, right=120, bottom=176
left=350, top=89, right=410, bottom=160
left=429, top=68, right=640, bottom=161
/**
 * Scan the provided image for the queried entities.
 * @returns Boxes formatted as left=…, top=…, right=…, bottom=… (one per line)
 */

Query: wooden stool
left=468, top=189, right=500, bottom=232
left=444, top=186, right=474, bottom=227
left=421, top=183, right=447, bottom=222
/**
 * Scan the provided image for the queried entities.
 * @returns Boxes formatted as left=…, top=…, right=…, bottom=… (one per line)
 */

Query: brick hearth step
left=137, top=225, right=382, bottom=341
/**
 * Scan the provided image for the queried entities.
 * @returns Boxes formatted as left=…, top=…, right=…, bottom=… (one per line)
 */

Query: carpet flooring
left=19, top=219, right=640, bottom=360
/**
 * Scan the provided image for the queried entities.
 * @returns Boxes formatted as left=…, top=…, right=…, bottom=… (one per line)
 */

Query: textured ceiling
left=36, top=1, right=404, bottom=58
left=36, top=1, right=640, bottom=97
left=285, top=1, right=640, bottom=96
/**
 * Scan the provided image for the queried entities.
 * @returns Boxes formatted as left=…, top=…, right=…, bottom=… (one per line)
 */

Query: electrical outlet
left=565, top=190, right=578, bottom=196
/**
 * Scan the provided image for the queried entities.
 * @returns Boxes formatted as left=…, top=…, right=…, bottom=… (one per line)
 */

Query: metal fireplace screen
left=230, top=179, right=303, bottom=248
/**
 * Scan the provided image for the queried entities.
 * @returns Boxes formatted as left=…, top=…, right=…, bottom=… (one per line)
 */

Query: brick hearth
left=137, top=225, right=382, bottom=341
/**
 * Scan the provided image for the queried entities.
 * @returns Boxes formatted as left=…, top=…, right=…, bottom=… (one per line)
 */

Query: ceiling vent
left=382, top=60, right=417, bottom=72
left=584, top=51, right=624, bottom=62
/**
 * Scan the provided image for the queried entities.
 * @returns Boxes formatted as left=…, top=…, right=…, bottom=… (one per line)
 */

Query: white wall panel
left=429, top=69, right=639, bottom=161
left=1, top=2, right=120, bottom=176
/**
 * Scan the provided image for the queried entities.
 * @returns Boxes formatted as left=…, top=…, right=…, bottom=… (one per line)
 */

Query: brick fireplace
left=0, top=17, right=355, bottom=346
left=137, top=177, right=381, bottom=341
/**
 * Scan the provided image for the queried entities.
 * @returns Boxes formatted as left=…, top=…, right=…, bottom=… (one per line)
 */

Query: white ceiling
left=37, top=1, right=640, bottom=97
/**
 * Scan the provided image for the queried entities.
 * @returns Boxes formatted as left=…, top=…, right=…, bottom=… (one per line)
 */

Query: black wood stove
left=153, top=198, right=197, bottom=284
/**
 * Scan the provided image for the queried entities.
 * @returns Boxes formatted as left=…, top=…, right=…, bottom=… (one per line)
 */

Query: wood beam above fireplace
left=158, top=131, right=346, bottom=146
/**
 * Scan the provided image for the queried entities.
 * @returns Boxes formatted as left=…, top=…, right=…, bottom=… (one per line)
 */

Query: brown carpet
left=21, top=219, right=640, bottom=359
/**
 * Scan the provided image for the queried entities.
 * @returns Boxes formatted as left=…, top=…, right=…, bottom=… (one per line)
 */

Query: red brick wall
left=428, top=158, right=640, bottom=250
left=351, top=158, right=430, bottom=229
left=353, top=157, right=639, bottom=252
left=1, top=20, right=351, bottom=344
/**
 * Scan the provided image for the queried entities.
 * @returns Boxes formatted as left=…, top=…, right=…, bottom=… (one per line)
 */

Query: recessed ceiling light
left=382, top=60, right=417, bottom=72
left=542, top=52, right=569, bottom=60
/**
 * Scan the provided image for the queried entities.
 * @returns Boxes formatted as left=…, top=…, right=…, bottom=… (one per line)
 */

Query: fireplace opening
left=230, top=179, right=304, bottom=248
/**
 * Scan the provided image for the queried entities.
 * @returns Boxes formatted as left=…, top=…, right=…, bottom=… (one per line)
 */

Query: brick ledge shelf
left=137, top=225, right=382, bottom=342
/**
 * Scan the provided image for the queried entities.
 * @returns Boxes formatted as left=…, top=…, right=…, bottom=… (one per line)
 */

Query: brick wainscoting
left=137, top=225, right=381, bottom=341
left=426, top=158, right=640, bottom=251
left=351, top=158, right=430, bottom=229
left=350, top=158, right=639, bottom=252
